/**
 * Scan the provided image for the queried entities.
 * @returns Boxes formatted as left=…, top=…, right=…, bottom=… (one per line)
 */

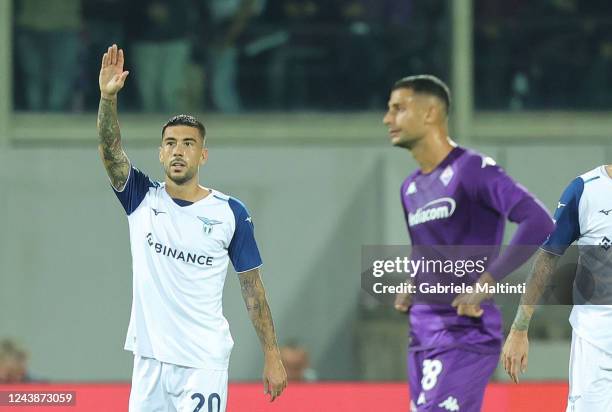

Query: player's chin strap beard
left=398, top=135, right=423, bottom=151
left=168, top=169, right=195, bottom=186
left=396, top=139, right=416, bottom=150
left=170, top=176, right=190, bottom=185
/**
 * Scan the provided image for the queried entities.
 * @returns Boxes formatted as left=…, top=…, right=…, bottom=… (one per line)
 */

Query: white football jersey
left=113, top=166, right=262, bottom=369
left=542, top=166, right=612, bottom=353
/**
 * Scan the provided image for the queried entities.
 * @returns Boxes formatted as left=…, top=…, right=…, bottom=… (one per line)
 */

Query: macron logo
left=408, top=197, right=456, bottom=227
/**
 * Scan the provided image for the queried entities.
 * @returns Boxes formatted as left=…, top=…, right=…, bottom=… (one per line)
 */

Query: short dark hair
left=161, top=114, right=206, bottom=141
left=392, top=75, right=451, bottom=113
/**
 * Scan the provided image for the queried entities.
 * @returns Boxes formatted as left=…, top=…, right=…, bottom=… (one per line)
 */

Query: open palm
left=99, top=44, right=129, bottom=98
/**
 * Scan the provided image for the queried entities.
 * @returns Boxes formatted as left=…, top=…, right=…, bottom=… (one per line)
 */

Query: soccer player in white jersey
left=503, top=164, right=612, bottom=411
left=97, top=44, right=287, bottom=411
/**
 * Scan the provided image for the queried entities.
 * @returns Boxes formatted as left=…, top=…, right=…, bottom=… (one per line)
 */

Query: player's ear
left=424, top=102, right=441, bottom=125
left=159, top=146, right=163, bottom=164
left=200, top=147, right=208, bottom=166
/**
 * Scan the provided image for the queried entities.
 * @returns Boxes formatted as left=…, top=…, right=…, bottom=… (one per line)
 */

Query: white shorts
left=566, top=331, right=612, bottom=412
left=129, top=355, right=228, bottom=412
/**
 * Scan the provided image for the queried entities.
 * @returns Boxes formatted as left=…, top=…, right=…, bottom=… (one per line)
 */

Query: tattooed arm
left=97, top=44, right=130, bottom=190
left=511, top=250, right=560, bottom=331
left=238, top=268, right=287, bottom=401
left=501, top=249, right=560, bottom=383
left=98, top=96, right=129, bottom=189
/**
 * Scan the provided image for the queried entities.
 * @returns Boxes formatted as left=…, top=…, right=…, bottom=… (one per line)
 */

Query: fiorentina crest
left=198, top=216, right=222, bottom=234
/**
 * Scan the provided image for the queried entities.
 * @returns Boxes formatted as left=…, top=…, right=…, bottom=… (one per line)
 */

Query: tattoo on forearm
left=239, top=271, right=278, bottom=352
left=512, top=306, right=533, bottom=331
left=97, top=97, right=129, bottom=189
left=511, top=250, right=559, bottom=331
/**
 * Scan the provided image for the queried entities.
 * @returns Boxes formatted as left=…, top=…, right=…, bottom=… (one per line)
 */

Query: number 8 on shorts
left=421, top=359, right=443, bottom=391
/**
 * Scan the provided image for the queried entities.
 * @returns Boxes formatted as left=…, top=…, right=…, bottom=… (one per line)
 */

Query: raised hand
left=99, top=44, right=129, bottom=99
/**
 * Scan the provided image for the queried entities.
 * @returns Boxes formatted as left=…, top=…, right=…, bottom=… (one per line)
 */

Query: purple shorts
left=408, top=347, right=499, bottom=412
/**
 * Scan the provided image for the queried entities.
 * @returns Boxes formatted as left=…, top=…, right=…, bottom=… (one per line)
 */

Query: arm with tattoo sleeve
left=97, top=96, right=129, bottom=189
left=238, top=269, right=287, bottom=401
left=502, top=249, right=560, bottom=383
left=511, top=249, right=560, bottom=332
left=96, top=44, right=130, bottom=190
left=239, top=269, right=279, bottom=352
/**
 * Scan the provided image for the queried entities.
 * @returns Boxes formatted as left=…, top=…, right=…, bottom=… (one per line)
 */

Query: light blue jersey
left=543, top=166, right=612, bottom=353
left=113, top=165, right=262, bottom=369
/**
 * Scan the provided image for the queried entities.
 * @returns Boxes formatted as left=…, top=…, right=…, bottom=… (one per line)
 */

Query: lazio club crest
left=198, top=216, right=222, bottom=235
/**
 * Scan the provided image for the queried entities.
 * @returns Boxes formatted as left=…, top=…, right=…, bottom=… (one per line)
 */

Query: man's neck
left=410, top=129, right=455, bottom=174
left=605, top=165, right=612, bottom=179
left=165, top=178, right=210, bottom=202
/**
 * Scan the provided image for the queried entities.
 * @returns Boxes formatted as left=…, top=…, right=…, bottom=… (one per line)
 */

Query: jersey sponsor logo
left=246, top=216, right=252, bottom=223
left=438, top=396, right=460, bottom=411
left=599, top=209, right=612, bottom=216
left=440, top=166, right=454, bottom=186
left=198, top=216, right=223, bottom=234
left=152, top=208, right=166, bottom=216
left=408, top=198, right=456, bottom=226
left=146, top=233, right=214, bottom=266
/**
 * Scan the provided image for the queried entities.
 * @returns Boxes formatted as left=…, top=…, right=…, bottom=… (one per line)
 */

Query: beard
left=392, top=131, right=423, bottom=150
left=165, top=164, right=197, bottom=185
left=393, top=135, right=420, bottom=150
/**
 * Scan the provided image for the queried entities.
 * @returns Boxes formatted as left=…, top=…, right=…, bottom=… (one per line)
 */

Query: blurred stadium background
left=1, top=0, right=611, bottom=410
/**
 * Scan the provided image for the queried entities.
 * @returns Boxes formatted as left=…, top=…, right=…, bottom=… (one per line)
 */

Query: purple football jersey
left=401, top=146, right=533, bottom=353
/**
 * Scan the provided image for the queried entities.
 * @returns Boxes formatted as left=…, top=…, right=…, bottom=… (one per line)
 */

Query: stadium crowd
left=13, top=0, right=612, bottom=111
left=12, top=0, right=449, bottom=112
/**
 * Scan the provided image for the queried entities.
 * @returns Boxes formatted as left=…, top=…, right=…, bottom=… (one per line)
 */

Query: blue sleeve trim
left=113, top=166, right=158, bottom=215
left=542, top=177, right=583, bottom=255
left=228, top=197, right=263, bottom=272
left=583, top=175, right=600, bottom=184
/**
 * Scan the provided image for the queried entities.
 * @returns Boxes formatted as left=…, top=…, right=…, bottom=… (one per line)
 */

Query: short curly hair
left=161, top=114, right=206, bottom=142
